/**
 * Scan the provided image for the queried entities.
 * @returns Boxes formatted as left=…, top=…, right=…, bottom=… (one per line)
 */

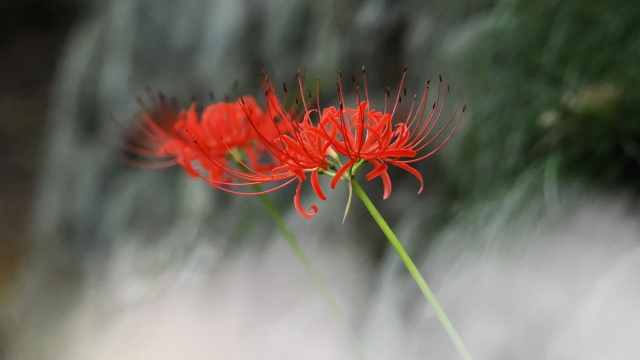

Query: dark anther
left=439, top=74, right=443, bottom=82
left=403, top=65, right=408, bottom=72
left=283, top=83, right=288, bottom=93
left=462, top=104, right=467, bottom=112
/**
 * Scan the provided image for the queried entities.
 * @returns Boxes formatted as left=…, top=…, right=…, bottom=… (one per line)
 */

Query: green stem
left=351, top=179, right=473, bottom=360
left=255, top=191, right=366, bottom=359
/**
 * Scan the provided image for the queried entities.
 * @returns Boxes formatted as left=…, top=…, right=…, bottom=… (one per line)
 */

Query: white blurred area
left=45, top=243, right=367, bottom=360
left=10, top=189, right=639, bottom=359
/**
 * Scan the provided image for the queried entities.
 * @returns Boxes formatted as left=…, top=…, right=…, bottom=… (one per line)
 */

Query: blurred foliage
left=0, top=0, right=82, bottom=44
left=441, top=0, right=640, bottom=205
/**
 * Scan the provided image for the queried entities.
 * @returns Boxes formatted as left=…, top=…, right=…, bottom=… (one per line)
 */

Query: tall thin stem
left=351, top=179, right=472, bottom=360
left=255, top=190, right=366, bottom=359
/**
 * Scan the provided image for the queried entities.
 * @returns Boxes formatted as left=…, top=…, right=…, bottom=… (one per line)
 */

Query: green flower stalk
left=351, top=179, right=472, bottom=360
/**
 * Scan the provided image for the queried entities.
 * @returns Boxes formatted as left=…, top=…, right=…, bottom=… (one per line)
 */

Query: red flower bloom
left=122, top=79, right=336, bottom=218
left=321, top=67, right=466, bottom=199
left=121, top=92, right=278, bottom=183
left=235, top=75, right=337, bottom=217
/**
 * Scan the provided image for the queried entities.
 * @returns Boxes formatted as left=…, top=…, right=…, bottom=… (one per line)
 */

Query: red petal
left=365, top=161, right=388, bottom=181
left=366, top=160, right=392, bottom=199
left=380, top=170, right=392, bottom=199
left=380, top=149, right=417, bottom=158
left=331, top=158, right=356, bottom=189
left=311, top=170, right=327, bottom=201
left=294, top=179, right=318, bottom=218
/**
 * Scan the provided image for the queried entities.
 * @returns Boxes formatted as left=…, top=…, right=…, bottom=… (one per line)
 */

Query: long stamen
left=351, top=73, right=360, bottom=104
left=384, top=87, right=391, bottom=114
left=336, top=71, right=346, bottom=107
left=316, top=78, right=322, bottom=114
left=296, top=69, right=309, bottom=113
left=404, top=81, right=432, bottom=147
left=410, top=77, right=445, bottom=148
left=390, top=65, right=408, bottom=118
left=409, top=101, right=465, bottom=162
left=361, top=66, right=369, bottom=105
left=282, top=82, right=292, bottom=109
left=335, top=71, right=355, bottom=156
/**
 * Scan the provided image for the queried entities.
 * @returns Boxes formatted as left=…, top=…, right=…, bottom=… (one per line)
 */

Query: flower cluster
left=122, top=67, right=465, bottom=218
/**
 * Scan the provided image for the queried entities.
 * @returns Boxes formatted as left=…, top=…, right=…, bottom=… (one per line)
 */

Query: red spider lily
left=122, top=78, right=337, bottom=218
left=173, top=75, right=335, bottom=218
left=121, top=92, right=278, bottom=183
left=321, top=67, right=466, bottom=199
left=234, top=74, right=337, bottom=218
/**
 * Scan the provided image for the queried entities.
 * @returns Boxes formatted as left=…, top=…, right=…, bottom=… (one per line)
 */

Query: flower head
left=235, top=73, right=337, bottom=217
left=121, top=92, right=278, bottom=183
left=321, top=66, right=466, bottom=199
left=121, top=78, right=337, bottom=218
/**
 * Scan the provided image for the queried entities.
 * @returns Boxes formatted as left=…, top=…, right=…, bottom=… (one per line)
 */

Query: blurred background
left=1, top=0, right=639, bottom=359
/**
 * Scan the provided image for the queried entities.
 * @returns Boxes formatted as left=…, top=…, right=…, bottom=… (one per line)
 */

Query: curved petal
left=365, top=161, right=388, bottom=181
left=366, top=160, right=392, bottom=199
left=311, top=170, right=327, bottom=201
left=331, top=158, right=356, bottom=189
left=294, top=179, right=318, bottom=218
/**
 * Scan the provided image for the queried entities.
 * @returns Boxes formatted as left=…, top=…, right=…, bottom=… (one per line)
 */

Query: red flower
left=235, top=75, right=337, bottom=218
left=121, top=92, right=278, bottom=183
left=122, top=79, right=336, bottom=218
left=321, top=67, right=466, bottom=199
